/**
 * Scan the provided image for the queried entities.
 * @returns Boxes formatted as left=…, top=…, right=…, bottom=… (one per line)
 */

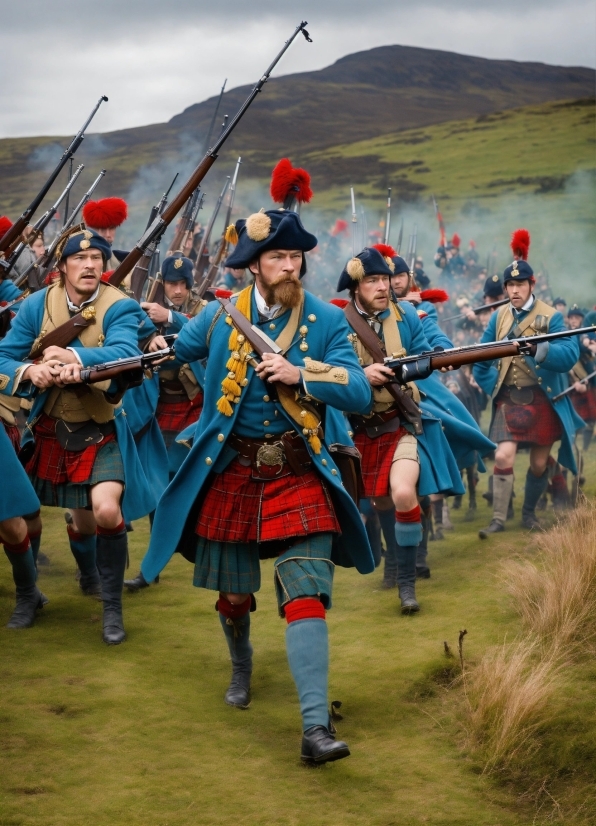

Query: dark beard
left=264, top=275, right=302, bottom=309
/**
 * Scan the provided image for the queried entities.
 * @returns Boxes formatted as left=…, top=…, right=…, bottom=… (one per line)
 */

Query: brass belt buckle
left=255, top=441, right=285, bottom=475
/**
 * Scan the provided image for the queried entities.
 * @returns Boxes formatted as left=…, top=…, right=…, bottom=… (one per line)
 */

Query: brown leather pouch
left=55, top=419, right=114, bottom=451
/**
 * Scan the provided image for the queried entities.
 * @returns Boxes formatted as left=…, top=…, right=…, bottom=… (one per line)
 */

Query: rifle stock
left=79, top=346, right=175, bottom=385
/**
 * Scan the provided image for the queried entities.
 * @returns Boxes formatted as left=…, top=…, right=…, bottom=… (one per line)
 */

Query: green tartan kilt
left=193, top=532, right=335, bottom=613
left=31, top=440, right=125, bottom=510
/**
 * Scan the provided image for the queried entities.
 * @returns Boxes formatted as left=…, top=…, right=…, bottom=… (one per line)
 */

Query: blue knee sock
left=286, top=617, right=329, bottom=731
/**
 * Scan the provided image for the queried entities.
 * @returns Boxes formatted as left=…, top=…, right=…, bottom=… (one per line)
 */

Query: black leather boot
left=96, top=528, right=128, bottom=645
left=124, top=571, right=159, bottom=592
left=4, top=546, right=48, bottom=629
left=219, top=608, right=252, bottom=708
left=301, top=725, right=350, bottom=764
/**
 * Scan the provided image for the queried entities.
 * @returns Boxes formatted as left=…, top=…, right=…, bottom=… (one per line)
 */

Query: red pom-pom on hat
left=330, top=298, right=349, bottom=308
left=0, top=215, right=13, bottom=239
left=270, top=158, right=313, bottom=205
left=83, top=198, right=128, bottom=229
left=372, top=243, right=397, bottom=259
left=420, top=288, right=449, bottom=304
left=331, top=219, right=348, bottom=236
left=451, top=233, right=461, bottom=248
left=510, top=228, right=530, bottom=260
left=469, top=239, right=476, bottom=248
left=214, top=289, right=233, bottom=299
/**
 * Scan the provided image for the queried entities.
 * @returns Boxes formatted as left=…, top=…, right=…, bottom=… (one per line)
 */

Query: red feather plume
left=451, top=233, right=461, bottom=248
left=372, top=243, right=397, bottom=259
left=330, top=298, right=349, bottom=308
left=83, top=198, right=128, bottom=229
left=332, top=219, right=348, bottom=236
left=510, top=228, right=530, bottom=260
left=0, top=215, right=13, bottom=238
left=420, top=289, right=449, bottom=304
left=270, top=158, right=313, bottom=205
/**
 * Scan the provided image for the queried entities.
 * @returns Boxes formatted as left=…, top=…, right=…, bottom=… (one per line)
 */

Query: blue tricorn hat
left=483, top=274, right=504, bottom=298
left=337, top=247, right=394, bottom=292
left=391, top=255, right=410, bottom=275
left=162, top=254, right=193, bottom=288
left=503, top=259, right=534, bottom=284
left=224, top=209, right=317, bottom=276
left=55, top=225, right=111, bottom=263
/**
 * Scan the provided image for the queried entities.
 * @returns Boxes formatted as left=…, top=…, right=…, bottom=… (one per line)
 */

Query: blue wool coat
left=141, top=290, right=375, bottom=583
left=473, top=306, right=583, bottom=471
left=360, top=301, right=465, bottom=496
left=0, top=424, right=40, bottom=521
left=0, top=288, right=157, bottom=521
left=416, top=311, right=495, bottom=470
left=0, top=280, right=21, bottom=303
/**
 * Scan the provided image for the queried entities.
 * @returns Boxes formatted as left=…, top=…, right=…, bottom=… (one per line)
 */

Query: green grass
left=2, top=440, right=595, bottom=825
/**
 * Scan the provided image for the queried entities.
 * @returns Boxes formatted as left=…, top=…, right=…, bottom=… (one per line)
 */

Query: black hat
left=414, top=271, right=430, bottom=290
left=483, top=274, right=504, bottom=299
left=568, top=304, right=585, bottom=318
left=503, top=259, right=534, bottom=284
left=224, top=210, right=317, bottom=275
left=553, top=297, right=567, bottom=307
left=337, top=247, right=394, bottom=292
left=162, top=254, right=193, bottom=288
left=390, top=255, right=409, bottom=275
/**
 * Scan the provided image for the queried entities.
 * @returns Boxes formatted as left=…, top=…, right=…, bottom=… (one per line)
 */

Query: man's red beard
left=264, top=274, right=302, bottom=309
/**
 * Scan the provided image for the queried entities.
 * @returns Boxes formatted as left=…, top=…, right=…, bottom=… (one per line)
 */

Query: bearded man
left=139, top=208, right=374, bottom=764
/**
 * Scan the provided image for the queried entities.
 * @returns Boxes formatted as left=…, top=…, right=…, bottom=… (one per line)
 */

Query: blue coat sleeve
left=398, top=301, right=432, bottom=354
left=472, top=312, right=499, bottom=394
left=538, top=312, right=580, bottom=373
left=72, top=299, right=143, bottom=368
left=172, top=301, right=215, bottom=363
left=421, top=315, right=453, bottom=350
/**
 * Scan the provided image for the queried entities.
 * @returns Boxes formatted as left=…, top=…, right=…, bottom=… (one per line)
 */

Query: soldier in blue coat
left=336, top=246, right=467, bottom=614
left=473, top=229, right=583, bottom=537
left=139, top=208, right=373, bottom=764
left=0, top=227, right=156, bottom=644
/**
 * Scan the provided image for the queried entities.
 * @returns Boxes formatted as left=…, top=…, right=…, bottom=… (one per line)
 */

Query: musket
left=202, top=78, right=227, bottom=155
left=443, top=297, right=509, bottom=323
left=552, top=368, right=596, bottom=402
left=62, top=157, right=74, bottom=229
left=192, top=176, right=230, bottom=285
left=0, top=95, right=108, bottom=254
left=195, top=156, right=241, bottom=299
left=407, top=224, right=418, bottom=273
left=396, top=218, right=404, bottom=255
left=130, top=172, right=179, bottom=301
left=15, top=168, right=105, bottom=292
left=384, top=326, right=596, bottom=384
left=383, top=187, right=391, bottom=245
left=350, top=187, right=358, bottom=256
left=0, top=163, right=84, bottom=280
left=79, top=346, right=176, bottom=391
left=108, top=22, right=312, bottom=290
left=432, top=194, right=446, bottom=249
left=169, top=186, right=202, bottom=254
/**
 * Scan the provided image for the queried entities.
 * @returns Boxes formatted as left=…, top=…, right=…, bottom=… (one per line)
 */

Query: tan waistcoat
left=38, top=282, right=127, bottom=424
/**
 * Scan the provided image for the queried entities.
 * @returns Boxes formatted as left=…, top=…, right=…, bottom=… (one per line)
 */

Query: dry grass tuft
left=503, top=502, right=596, bottom=652
left=466, top=502, right=596, bottom=777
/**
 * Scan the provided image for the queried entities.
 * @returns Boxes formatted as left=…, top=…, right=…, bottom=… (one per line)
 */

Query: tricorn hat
left=337, top=246, right=394, bottom=292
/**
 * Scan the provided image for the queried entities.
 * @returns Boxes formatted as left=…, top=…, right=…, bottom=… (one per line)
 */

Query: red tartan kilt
left=353, top=426, right=408, bottom=499
left=196, top=458, right=340, bottom=543
left=495, top=387, right=562, bottom=445
left=26, top=414, right=115, bottom=485
left=156, top=392, right=203, bottom=434
left=2, top=420, right=21, bottom=453
left=571, top=387, right=596, bottom=423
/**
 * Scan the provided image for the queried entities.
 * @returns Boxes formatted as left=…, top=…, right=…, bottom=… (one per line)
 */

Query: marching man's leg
left=479, top=440, right=516, bottom=539
left=390, top=438, right=423, bottom=615
left=1, top=516, right=48, bottom=629
left=217, top=592, right=253, bottom=709
left=522, top=444, right=551, bottom=529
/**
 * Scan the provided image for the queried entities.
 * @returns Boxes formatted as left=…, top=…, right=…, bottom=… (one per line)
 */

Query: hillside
left=0, top=44, right=593, bottom=221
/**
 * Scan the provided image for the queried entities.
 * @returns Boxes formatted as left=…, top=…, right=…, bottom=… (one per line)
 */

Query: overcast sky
left=1, top=0, right=594, bottom=139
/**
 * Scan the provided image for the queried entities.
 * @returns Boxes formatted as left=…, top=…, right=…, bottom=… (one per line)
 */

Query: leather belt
left=352, top=408, right=401, bottom=437
left=228, top=431, right=312, bottom=479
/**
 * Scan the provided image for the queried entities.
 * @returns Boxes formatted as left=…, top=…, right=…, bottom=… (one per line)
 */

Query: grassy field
left=2, top=441, right=595, bottom=826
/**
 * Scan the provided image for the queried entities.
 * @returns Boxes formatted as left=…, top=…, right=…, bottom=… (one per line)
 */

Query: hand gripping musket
left=442, top=297, right=509, bottom=323
left=192, top=176, right=230, bottom=286
left=0, top=164, right=84, bottom=280
left=13, top=168, right=106, bottom=292
left=107, top=22, right=311, bottom=290
left=0, top=95, right=108, bottom=255
left=552, top=367, right=596, bottom=402
left=78, top=345, right=177, bottom=401
left=195, top=156, right=241, bottom=299
left=383, top=326, right=596, bottom=384
left=383, top=187, right=392, bottom=245
left=130, top=172, right=179, bottom=301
